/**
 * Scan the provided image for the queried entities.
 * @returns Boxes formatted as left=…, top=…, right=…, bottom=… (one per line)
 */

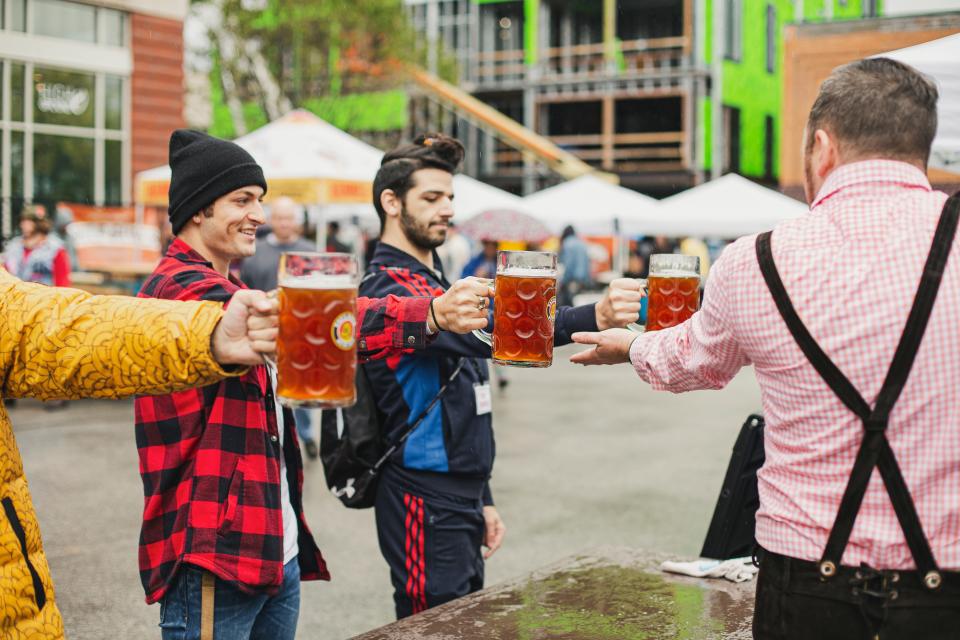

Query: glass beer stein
left=475, top=250, right=558, bottom=367
left=644, top=254, right=701, bottom=332
left=276, top=252, right=359, bottom=408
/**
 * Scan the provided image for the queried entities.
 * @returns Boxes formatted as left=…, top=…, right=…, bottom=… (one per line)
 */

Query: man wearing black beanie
left=132, top=130, right=494, bottom=639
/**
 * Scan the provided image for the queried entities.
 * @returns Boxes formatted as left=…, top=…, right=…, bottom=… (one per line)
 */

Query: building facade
left=405, top=0, right=891, bottom=196
left=0, top=0, right=187, bottom=238
left=780, top=11, right=960, bottom=198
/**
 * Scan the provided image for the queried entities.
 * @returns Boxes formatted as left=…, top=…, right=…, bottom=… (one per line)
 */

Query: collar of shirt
left=167, top=236, right=215, bottom=267
left=811, top=159, right=932, bottom=210
left=166, top=237, right=244, bottom=287
left=370, top=241, right=448, bottom=285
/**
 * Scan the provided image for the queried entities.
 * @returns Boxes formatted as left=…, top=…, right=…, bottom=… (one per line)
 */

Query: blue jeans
left=159, top=560, right=300, bottom=640
left=294, top=407, right=313, bottom=443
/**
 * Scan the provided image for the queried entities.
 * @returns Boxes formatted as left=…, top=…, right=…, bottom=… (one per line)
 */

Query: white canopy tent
left=655, top=174, right=808, bottom=238
left=880, top=33, right=960, bottom=172
left=137, top=111, right=532, bottom=234
left=451, top=174, right=531, bottom=221
left=523, top=174, right=660, bottom=236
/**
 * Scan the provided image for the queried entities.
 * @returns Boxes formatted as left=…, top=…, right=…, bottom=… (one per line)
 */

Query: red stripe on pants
left=404, top=493, right=427, bottom=614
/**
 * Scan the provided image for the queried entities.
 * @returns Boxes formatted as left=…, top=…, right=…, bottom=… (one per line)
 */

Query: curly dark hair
left=372, top=133, right=465, bottom=229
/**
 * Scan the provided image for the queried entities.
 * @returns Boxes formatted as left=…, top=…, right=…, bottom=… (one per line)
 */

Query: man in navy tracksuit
left=364, top=134, right=642, bottom=618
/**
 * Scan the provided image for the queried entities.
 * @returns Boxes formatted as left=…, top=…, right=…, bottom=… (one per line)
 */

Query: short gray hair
left=806, top=57, right=938, bottom=165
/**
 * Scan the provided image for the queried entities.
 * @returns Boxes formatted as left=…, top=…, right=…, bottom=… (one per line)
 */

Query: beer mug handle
left=471, top=278, right=495, bottom=348
left=627, top=278, right=648, bottom=333
left=473, top=328, right=493, bottom=348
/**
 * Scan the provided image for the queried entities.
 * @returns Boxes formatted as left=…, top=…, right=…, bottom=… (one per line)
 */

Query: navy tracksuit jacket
left=361, top=242, right=600, bottom=617
left=361, top=242, right=600, bottom=501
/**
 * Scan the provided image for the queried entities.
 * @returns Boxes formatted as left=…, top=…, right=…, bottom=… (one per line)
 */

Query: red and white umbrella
left=458, top=208, right=553, bottom=243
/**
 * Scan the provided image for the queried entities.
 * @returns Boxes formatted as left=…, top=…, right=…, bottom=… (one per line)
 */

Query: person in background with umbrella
left=558, top=225, right=591, bottom=307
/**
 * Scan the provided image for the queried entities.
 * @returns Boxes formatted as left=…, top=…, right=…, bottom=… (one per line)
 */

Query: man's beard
left=400, top=205, right=447, bottom=251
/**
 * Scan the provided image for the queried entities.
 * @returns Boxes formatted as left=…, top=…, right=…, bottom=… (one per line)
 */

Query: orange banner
left=62, top=203, right=136, bottom=224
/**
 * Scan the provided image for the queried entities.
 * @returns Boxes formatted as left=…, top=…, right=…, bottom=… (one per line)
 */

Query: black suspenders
left=755, top=192, right=960, bottom=591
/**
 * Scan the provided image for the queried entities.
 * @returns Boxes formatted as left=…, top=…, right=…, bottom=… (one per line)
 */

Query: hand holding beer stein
left=429, top=276, right=495, bottom=334
left=210, top=289, right=281, bottom=366
left=594, top=278, right=644, bottom=330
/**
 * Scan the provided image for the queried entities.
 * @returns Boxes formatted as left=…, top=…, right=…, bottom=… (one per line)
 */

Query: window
left=766, top=5, right=776, bottom=74
left=11, top=62, right=25, bottom=121
left=104, top=140, right=123, bottom=205
left=33, top=66, right=96, bottom=128
left=723, top=106, right=741, bottom=173
left=724, top=0, right=742, bottom=61
left=1, top=59, right=130, bottom=216
left=33, top=134, right=95, bottom=204
left=33, top=0, right=97, bottom=43
left=11, top=131, right=24, bottom=200
left=105, top=75, right=123, bottom=130
left=4, top=1, right=127, bottom=44
left=764, top=116, right=775, bottom=178
left=100, top=7, right=124, bottom=46
left=10, top=0, right=26, bottom=32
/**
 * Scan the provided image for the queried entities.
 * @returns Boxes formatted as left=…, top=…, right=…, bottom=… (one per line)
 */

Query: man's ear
left=380, top=189, right=401, bottom=218
left=814, top=129, right=840, bottom=179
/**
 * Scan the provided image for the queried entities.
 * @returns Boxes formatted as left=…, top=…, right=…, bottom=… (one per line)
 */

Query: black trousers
left=374, top=467, right=485, bottom=619
left=754, top=549, right=960, bottom=640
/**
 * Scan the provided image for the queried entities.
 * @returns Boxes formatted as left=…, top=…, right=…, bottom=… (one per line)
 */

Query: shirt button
left=407, top=336, right=416, bottom=345
left=270, top=435, right=278, bottom=443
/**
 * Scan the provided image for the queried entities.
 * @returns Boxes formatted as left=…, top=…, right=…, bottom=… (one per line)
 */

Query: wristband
left=429, top=297, right=443, bottom=332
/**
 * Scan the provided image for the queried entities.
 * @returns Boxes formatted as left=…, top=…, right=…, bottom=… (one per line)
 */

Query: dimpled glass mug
left=644, top=253, right=701, bottom=331
left=276, top=252, right=359, bottom=408
left=474, top=250, right=558, bottom=367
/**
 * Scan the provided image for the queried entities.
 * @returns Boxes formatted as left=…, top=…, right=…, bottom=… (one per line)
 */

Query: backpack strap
left=372, top=358, right=466, bottom=472
left=755, top=191, right=960, bottom=589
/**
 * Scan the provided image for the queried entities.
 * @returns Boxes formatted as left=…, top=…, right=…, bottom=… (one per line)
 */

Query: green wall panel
left=702, top=0, right=878, bottom=178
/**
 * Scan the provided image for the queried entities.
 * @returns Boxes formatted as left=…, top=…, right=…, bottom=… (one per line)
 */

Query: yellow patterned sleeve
left=0, top=270, right=242, bottom=400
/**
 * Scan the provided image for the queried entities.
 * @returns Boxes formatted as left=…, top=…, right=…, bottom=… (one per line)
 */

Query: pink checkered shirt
left=630, top=160, right=960, bottom=570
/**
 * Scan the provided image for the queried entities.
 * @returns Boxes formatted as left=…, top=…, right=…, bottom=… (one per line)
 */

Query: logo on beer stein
left=331, top=312, right=357, bottom=351
left=547, top=296, right=557, bottom=322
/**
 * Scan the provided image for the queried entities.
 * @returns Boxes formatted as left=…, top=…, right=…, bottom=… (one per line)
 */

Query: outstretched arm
left=357, top=277, right=493, bottom=361
left=1, top=274, right=272, bottom=400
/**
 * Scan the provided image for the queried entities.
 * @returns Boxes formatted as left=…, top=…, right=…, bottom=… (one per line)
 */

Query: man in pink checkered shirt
left=573, top=58, right=960, bottom=639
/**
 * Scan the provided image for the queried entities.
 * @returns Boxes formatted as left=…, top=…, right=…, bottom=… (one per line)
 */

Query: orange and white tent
left=135, top=109, right=382, bottom=210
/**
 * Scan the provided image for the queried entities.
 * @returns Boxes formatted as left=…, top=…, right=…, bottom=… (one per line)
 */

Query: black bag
left=320, top=359, right=465, bottom=509
left=700, top=413, right=765, bottom=560
left=319, top=366, right=385, bottom=509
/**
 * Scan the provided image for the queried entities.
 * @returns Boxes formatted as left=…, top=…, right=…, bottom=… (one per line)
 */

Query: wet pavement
left=12, top=342, right=762, bottom=638
left=355, top=548, right=754, bottom=640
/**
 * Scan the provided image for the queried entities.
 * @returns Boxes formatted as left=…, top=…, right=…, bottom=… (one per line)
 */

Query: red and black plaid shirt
left=135, top=238, right=433, bottom=603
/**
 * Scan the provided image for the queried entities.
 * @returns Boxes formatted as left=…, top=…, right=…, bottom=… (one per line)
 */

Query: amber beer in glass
left=476, top=251, right=558, bottom=367
left=276, top=252, right=359, bottom=408
left=644, top=254, right=701, bottom=332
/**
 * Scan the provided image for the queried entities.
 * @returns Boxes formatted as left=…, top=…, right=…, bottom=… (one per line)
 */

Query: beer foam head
left=649, top=269, right=700, bottom=279
left=499, top=267, right=556, bottom=278
left=280, top=273, right=358, bottom=289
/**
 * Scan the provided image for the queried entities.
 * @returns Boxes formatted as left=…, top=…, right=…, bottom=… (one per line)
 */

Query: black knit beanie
left=167, top=130, right=268, bottom=234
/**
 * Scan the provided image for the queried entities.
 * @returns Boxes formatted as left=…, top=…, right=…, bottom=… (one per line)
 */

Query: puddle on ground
left=400, top=562, right=752, bottom=639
